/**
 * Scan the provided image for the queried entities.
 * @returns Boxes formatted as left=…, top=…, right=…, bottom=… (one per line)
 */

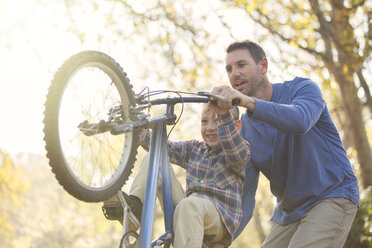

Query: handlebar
left=139, top=91, right=240, bottom=106
left=78, top=90, right=240, bottom=136
left=197, top=91, right=240, bottom=106
left=147, top=96, right=210, bottom=106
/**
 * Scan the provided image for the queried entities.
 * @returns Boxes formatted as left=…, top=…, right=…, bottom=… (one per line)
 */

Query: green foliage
left=1, top=0, right=371, bottom=246
left=345, top=186, right=372, bottom=248
left=227, top=0, right=372, bottom=188
left=0, top=153, right=123, bottom=248
left=0, top=150, right=28, bottom=244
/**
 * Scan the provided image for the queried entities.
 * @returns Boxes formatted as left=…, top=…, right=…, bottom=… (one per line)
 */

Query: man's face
left=201, top=110, right=220, bottom=149
left=225, top=48, right=264, bottom=97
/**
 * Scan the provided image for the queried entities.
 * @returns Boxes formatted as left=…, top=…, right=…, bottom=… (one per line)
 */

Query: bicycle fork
left=138, top=122, right=174, bottom=248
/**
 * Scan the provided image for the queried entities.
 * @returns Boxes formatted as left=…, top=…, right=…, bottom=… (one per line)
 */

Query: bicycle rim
left=44, top=51, right=139, bottom=202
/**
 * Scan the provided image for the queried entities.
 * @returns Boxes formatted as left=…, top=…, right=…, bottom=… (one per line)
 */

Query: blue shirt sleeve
left=250, top=79, right=326, bottom=135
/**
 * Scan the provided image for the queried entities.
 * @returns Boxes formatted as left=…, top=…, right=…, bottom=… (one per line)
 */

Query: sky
left=1, top=2, right=69, bottom=156
left=0, top=0, right=257, bottom=156
left=0, top=1, right=106, bottom=156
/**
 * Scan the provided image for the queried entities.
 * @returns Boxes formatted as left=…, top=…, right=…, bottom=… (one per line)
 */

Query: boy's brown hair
left=201, top=104, right=240, bottom=121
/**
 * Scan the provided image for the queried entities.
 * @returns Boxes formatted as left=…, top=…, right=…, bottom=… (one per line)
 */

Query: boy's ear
left=235, top=120, right=242, bottom=129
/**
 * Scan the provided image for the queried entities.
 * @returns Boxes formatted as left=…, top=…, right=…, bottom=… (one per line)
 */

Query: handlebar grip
left=210, top=98, right=240, bottom=106
left=232, top=98, right=240, bottom=106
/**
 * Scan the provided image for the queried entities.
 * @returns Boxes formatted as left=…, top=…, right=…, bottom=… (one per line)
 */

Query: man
left=211, top=40, right=359, bottom=248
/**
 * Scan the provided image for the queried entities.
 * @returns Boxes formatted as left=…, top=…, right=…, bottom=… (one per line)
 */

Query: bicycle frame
left=114, top=96, right=210, bottom=247
left=141, top=121, right=173, bottom=247
left=43, top=51, right=234, bottom=248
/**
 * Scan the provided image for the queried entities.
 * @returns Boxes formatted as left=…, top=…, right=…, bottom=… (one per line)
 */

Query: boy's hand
left=207, top=88, right=233, bottom=116
left=208, top=100, right=230, bottom=116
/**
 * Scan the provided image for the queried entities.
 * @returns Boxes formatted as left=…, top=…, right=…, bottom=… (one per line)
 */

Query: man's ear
left=259, top=57, right=268, bottom=74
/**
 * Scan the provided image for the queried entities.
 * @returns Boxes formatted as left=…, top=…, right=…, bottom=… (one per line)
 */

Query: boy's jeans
left=129, top=153, right=227, bottom=248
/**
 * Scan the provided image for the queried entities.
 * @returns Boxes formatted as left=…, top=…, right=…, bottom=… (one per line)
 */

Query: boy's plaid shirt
left=140, top=112, right=250, bottom=240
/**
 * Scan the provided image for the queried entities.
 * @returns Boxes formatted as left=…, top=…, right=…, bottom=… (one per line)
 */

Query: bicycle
left=43, top=50, right=238, bottom=248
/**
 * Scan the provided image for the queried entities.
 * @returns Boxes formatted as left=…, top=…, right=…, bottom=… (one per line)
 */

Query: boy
left=103, top=103, right=250, bottom=247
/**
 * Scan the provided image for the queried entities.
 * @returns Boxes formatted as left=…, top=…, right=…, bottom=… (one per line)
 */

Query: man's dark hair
left=226, top=40, right=266, bottom=64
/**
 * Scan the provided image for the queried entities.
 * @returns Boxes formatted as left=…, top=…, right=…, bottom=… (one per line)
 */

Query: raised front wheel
left=43, top=50, right=139, bottom=202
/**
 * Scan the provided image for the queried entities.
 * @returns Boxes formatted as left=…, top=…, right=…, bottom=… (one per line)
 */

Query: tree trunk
left=312, top=0, right=372, bottom=188
left=330, top=64, right=372, bottom=188
left=357, top=69, right=372, bottom=118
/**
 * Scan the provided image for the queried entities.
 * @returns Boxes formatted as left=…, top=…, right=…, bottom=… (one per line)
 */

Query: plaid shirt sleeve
left=216, top=112, right=251, bottom=176
left=139, top=129, right=197, bottom=169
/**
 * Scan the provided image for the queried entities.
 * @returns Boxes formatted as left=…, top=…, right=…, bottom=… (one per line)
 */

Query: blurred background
left=0, top=0, right=371, bottom=247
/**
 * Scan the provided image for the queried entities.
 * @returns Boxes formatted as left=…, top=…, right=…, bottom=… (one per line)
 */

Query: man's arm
left=212, top=79, right=326, bottom=135
left=249, top=79, right=326, bottom=134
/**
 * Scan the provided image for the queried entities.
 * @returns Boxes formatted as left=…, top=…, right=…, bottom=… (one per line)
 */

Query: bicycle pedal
left=102, top=202, right=124, bottom=220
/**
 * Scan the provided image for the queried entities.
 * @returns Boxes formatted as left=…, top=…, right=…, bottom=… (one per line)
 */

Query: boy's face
left=201, top=109, right=220, bottom=149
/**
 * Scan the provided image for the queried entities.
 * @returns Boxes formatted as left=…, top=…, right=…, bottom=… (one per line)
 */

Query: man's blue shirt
left=234, top=77, right=359, bottom=237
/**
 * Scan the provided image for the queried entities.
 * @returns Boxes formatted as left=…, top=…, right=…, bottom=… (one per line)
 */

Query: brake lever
left=197, top=91, right=226, bottom=100
left=197, top=91, right=240, bottom=106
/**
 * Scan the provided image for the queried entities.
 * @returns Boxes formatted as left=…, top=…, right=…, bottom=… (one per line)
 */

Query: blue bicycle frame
left=116, top=96, right=210, bottom=248
left=139, top=121, right=173, bottom=248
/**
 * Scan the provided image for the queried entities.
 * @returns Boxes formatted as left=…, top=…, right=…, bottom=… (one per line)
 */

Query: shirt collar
left=202, top=143, right=222, bottom=156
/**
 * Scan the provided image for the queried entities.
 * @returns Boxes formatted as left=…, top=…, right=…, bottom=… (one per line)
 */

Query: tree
left=0, top=151, right=28, bottom=247
left=2, top=153, right=124, bottom=248
left=345, top=186, right=372, bottom=247
left=224, top=0, right=372, bottom=187
left=2, top=1, right=370, bottom=187
left=2, top=0, right=370, bottom=246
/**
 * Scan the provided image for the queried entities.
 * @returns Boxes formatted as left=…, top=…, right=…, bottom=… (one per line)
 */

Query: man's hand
left=211, top=86, right=243, bottom=109
left=211, top=85, right=255, bottom=112
left=207, top=86, right=241, bottom=116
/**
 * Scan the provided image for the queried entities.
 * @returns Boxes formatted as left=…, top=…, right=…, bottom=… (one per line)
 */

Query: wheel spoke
left=44, top=51, right=139, bottom=202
